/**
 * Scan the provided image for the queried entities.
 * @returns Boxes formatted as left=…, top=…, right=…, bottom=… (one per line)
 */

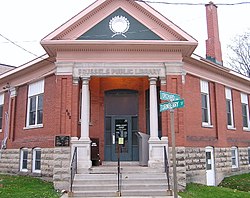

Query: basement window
left=20, top=148, right=28, bottom=172
left=248, top=148, right=250, bottom=165
left=231, top=147, right=239, bottom=168
left=32, top=148, right=41, bottom=173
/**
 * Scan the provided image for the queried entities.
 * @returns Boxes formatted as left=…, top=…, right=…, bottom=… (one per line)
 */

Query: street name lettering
left=160, top=91, right=181, bottom=101
left=160, top=99, right=185, bottom=112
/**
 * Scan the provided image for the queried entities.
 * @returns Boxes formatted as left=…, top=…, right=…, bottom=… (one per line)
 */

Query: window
left=231, top=147, right=239, bottom=168
left=241, top=93, right=250, bottom=130
left=200, top=80, right=211, bottom=126
left=225, top=88, right=234, bottom=128
left=248, top=147, right=250, bottom=165
left=0, top=93, right=4, bottom=131
left=26, top=80, right=44, bottom=127
left=32, top=148, right=41, bottom=173
left=20, top=148, right=28, bottom=172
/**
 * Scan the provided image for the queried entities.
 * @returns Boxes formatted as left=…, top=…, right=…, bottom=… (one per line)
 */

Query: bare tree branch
left=227, top=31, right=250, bottom=77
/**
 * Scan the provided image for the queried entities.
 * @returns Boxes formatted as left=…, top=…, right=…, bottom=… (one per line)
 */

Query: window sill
left=202, top=123, right=213, bottom=128
left=32, top=170, right=41, bottom=174
left=20, top=169, right=28, bottom=172
left=23, top=124, right=43, bottom=130
left=231, top=167, right=239, bottom=171
left=243, top=128, right=250, bottom=132
left=227, top=126, right=236, bottom=130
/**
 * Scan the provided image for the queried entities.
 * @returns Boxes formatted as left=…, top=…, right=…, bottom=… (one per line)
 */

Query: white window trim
left=241, top=93, right=250, bottom=131
left=26, top=80, right=44, bottom=128
left=231, top=147, right=239, bottom=168
left=20, top=148, right=28, bottom=172
left=248, top=147, right=250, bottom=166
left=200, top=80, right=212, bottom=127
left=32, top=148, right=41, bottom=173
left=225, top=88, right=235, bottom=129
left=0, top=93, right=4, bottom=132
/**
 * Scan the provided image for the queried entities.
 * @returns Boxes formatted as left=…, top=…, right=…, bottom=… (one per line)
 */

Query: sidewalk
left=61, top=193, right=181, bottom=198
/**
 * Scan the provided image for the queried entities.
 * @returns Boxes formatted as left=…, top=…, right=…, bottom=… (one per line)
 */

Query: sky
left=0, top=0, right=249, bottom=67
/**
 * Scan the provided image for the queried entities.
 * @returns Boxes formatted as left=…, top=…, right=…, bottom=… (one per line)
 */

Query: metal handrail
left=70, top=147, right=77, bottom=193
left=164, top=146, right=171, bottom=192
left=117, top=144, right=122, bottom=196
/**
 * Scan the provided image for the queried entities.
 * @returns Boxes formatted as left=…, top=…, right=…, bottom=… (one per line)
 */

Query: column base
left=71, top=137, right=92, bottom=173
left=148, top=137, right=168, bottom=169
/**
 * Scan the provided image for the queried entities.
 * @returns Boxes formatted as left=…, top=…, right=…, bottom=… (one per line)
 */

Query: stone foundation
left=0, top=146, right=249, bottom=192
left=186, top=147, right=250, bottom=186
left=0, top=147, right=71, bottom=191
left=168, top=147, right=186, bottom=191
left=53, top=147, right=71, bottom=191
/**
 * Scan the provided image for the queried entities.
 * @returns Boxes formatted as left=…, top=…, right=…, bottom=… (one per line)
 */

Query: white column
left=80, top=78, right=90, bottom=140
left=149, top=77, right=159, bottom=141
left=148, top=77, right=168, bottom=168
left=71, top=77, right=91, bottom=172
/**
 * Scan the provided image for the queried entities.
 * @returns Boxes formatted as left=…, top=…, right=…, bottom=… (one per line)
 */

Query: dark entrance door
left=104, top=90, right=138, bottom=161
left=112, top=117, right=132, bottom=161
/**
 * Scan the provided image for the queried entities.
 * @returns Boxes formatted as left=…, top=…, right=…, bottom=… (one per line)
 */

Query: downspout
left=0, top=84, right=11, bottom=159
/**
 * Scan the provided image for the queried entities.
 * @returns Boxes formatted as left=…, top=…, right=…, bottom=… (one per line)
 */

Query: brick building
left=0, top=0, right=249, bottom=196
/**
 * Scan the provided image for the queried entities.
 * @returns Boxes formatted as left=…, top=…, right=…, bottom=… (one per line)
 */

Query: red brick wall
left=2, top=73, right=249, bottom=153
left=7, top=75, right=63, bottom=149
left=184, top=74, right=250, bottom=148
left=164, top=75, right=185, bottom=146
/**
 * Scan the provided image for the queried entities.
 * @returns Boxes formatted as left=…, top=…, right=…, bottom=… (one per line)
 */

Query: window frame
left=32, top=148, right=41, bottom=173
left=26, top=80, right=44, bottom=128
left=20, top=148, right=28, bottom=172
left=200, top=80, right=212, bottom=127
left=248, top=147, right=250, bottom=165
left=0, top=93, right=4, bottom=132
left=241, top=93, right=250, bottom=131
left=225, top=88, right=235, bottom=129
left=231, top=146, right=239, bottom=168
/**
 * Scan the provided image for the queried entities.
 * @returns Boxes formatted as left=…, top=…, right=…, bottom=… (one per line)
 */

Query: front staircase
left=70, top=162, right=171, bottom=197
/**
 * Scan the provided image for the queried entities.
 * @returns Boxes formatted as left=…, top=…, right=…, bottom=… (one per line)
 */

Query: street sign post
left=159, top=91, right=184, bottom=198
left=160, top=91, right=181, bottom=101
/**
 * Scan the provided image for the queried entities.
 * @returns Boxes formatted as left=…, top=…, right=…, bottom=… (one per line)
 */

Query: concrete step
left=72, top=190, right=118, bottom=197
left=71, top=164, right=171, bottom=197
left=75, top=173, right=167, bottom=179
left=89, top=165, right=164, bottom=174
left=121, top=189, right=169, bottom=197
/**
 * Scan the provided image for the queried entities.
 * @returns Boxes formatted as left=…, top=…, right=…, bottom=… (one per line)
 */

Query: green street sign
left=160, top=91, right=180, bottom=101
left=160, top=99, right=185, bottom=112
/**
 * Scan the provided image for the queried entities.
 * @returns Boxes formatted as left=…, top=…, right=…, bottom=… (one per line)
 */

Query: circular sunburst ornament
left=109, top=16, right=130, bottom=38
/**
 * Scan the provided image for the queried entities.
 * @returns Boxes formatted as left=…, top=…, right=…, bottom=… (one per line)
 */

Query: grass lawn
left=219, top=173, right=250, bottom=192
left=0, top=174, right=61, bottom=198
left=179, top=173, right=250, bottom=198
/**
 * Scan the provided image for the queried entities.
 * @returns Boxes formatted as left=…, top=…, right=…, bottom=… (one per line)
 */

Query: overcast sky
left=0, top=0, right=249, bottom=67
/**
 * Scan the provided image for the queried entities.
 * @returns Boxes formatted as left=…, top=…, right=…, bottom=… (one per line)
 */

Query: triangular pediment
left=77, top=8, right=163, bottom=40
left=41, top=0, right=197, bottom=56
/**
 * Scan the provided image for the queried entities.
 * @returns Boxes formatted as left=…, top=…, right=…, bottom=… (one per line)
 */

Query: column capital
left=73, top=77, right=79, bottom=85
left=81, top=77, right=90, bottom=85
left=160, top=77, right=167, bottom=85
left=149, top=77, right=158, bottom=85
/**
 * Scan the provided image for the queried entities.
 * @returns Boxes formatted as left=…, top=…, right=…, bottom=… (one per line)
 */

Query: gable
left=41, top=0, right=198, bottom=57
left=77, top=8, right=163, bottom=40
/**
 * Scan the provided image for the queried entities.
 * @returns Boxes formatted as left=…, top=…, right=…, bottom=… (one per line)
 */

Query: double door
left=105, top=116, right=138, bottom=161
